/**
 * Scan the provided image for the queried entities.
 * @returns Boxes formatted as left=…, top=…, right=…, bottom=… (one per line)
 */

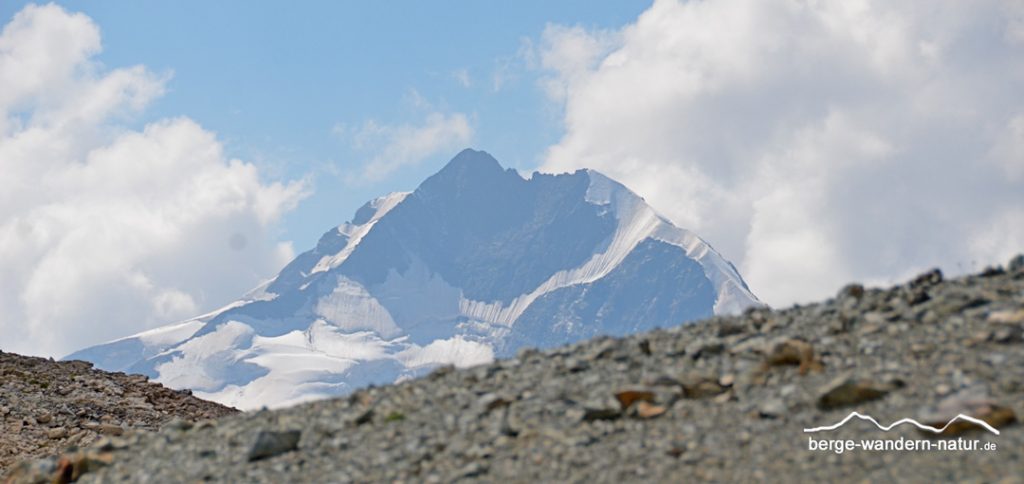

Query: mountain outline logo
left=803, top=411, right=1001, bottom=436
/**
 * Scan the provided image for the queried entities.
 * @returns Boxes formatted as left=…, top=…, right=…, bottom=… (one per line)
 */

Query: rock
left=161, top=418, right=194, bottom=433
left=765, top=339, right=822, bottom=374
left=817, top=376, right=897, bottom=410
left=679, top=375, right=728, bottom=399
left=687, top=340, right=725, bottom=359
left=837, top=283, right=865, bottom=300
left=988, top=309, right=1024, bottom=324
left=758, top=398, right=787, bottom=419
left=716, top=321, right=747, bottom=337
left=635, top=401, right=667, bottom=419
left=247, top=430, right=302, bottom=462
left=909, top=269, right=943, bottom=288
left=353, top=409, right=374, bottom=426
left=99, top=424, right=124, bottom=436
left=47, top=427, right=67, bottom=440
left=980, top=266, right=1004, bottom=277
left=477, top=393, right=510, bottom=414
left=571, top=406, right=621, bottom=422
left=614, top=389, right=656, bottom=410
left=992, top=325, right=1023, bottom=344
left=563, top=357, right=588, bottom=372
left=1009, top=254, right=1024, bottom=272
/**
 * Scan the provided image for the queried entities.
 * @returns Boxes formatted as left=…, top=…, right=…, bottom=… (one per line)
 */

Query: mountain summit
left=68, top=149, right=760, bottom=409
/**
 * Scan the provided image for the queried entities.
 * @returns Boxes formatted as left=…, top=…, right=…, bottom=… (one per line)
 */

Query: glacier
left=67, top=149, right=761, bottom=410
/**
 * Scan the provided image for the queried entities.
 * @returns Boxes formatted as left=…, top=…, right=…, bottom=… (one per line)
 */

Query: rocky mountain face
left=0, top=351, right=236, bottom=474
left=9, top=257, right=1023, bottom=483
left=67, top=149, right=760, bottom=410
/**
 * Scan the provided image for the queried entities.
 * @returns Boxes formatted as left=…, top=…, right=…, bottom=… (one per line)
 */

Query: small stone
left=719, top=374, right=735, bottom=387
left=37, top=413, right=52, bottom=424
left=635, top=401, right=666, bottom=419
left=353, top=409, right=374, bottom=426
left=679, top=374, right=727, bottom=399
left=637, top=339, right=652, bottom=355
left=758, top=398, right=787, bottom=419
left=837, top=283, right=865, bottom=300
left=980, top=266, right=1004, bottom=277
left=765, top=339, right=822, bottom=374
left=93, top=436, right=129, bottom=452
left=988, top=309, right=1024, bottom=324
left=716, top=322, right=746, bottom=337
left=817, top=376, right=897, bottom=410
left=909, top=268, right=943, bottom=288
left=563, top=358, right=588, bottom=373
left=687, top=340, right=725, bottom=359
left=47, top=427, right=67, bottom=439
left=585, top=339, right=617, bottom=361
left=614, top=389, right=655, bottom=410
left=477, top=393, right=510, bottom=413
left=98, top=424, right=124, bottom=436
left=1008, top=254, right=1024, bottom=272
left=247, top=429, right=302, bottom=462
left=646, top=375, right=682, bottom=387
left=162, top=418, right=194, bottom=432
left=992, top=325, right=1023, bottom=343
left=572, top=406, right=621, bottom=422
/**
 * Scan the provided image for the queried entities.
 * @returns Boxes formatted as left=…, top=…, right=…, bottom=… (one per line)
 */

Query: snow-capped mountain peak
left=68, top=149, right=760, bottom=410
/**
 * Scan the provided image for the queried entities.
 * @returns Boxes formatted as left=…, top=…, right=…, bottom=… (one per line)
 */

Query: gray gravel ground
left=6, top=256, right=1024, bottom=483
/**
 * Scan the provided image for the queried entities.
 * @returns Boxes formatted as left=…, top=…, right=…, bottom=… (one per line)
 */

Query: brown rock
left=635, top=401, right=667, bottom=419
left=680, top=375, right=728, bottom=399
left=98, top=424, right=124, bottom=436
left=837, top=283, right=865, bottom=300
left=47, top=427, right=67, bottom=440
left=817, top=376, right=897, bottom=410
left=764, top=339, right=822, bottom=374
left=988, top=309, right=1024, bottom=324
left=614, top=390, right=655, bottom=410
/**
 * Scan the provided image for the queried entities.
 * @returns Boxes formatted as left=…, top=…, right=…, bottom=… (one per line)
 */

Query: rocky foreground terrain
left=0, top=352, right=237, bottom=473
left=6, top=256, right=1024, bottom=483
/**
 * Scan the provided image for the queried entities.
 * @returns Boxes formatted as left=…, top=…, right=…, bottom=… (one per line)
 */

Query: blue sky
left=0, top=1, right=647, bottom=250
left=2, top=0, right=1022, bottom=357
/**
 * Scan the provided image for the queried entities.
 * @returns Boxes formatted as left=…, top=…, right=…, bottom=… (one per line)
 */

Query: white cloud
left=348, top=112, right=473, bottom=182
left=0, top=4, right=306, bottom=357
left=538, top=0, right=1024, bottom=306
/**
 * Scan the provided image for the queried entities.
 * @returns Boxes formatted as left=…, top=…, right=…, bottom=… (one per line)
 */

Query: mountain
left=67, top=149, right=760, bottom=409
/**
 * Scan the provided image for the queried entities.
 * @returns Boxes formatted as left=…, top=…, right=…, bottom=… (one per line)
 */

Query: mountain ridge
left=68, top=149, right=760, bottom=409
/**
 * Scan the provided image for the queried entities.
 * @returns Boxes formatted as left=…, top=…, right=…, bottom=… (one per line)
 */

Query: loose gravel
left=5, top=256, right=1024, bottom=483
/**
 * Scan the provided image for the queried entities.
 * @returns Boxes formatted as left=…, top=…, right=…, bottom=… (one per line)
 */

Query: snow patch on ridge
left=460, top=169, right=759, bottom=326
left=315, top=276, right=402, bottom=338
left=311, top=191, right=410, bottom=274
left=183, top=322, right=494, bottom=410
left=154, top=321, right=256, bottom=391
left=396, top=336, right=494, bottom=371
